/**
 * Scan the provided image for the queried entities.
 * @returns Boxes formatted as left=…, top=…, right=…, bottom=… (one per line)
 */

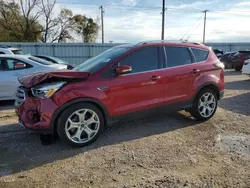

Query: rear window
left=28, top=56, right=53, bottom=65
left=12, top=50, right=23, bottom=55
left=191, top=48, right=209, bottom=62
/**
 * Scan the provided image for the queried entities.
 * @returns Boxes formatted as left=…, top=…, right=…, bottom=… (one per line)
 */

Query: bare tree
left=40, top=0, right=58, bottom=42
left=0, top=0, right=42, bottom=41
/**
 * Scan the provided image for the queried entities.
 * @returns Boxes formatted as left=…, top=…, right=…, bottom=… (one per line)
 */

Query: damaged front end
left=15, top=70, right=90, bottom=132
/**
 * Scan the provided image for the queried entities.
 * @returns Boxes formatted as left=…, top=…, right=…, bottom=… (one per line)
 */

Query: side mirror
left=116, top=65, right=132, bottom=75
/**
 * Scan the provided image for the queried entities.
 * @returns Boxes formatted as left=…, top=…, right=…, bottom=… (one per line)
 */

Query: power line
left=56, top=1, right=161, bottom=9
left=181, top=13, right=203, bottom=41
left=56, top=1, right=250, bottom=15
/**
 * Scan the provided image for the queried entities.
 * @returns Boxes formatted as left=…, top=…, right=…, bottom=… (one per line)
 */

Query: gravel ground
left=0, top=70, right=250, bottom=188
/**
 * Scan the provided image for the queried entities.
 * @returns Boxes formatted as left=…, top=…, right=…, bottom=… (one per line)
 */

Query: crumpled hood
left=18, top=70, right=90, bottom=88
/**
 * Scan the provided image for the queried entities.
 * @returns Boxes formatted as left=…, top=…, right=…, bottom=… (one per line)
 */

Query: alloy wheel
left=65, top=109, right=100, bottom=144
left=198, top=92, right=216, bottom=118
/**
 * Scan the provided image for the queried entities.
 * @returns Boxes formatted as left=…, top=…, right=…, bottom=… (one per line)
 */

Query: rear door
left=0, top=58, right=32, bottom=99
left=162, top=46, right=196, bottom=105
left=108, top=46, right=165, bottom=116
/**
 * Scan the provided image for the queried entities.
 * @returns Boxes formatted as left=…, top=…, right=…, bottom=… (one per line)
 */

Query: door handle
left=151, top=75, right=161, bottom=81
left=191, top=69, right=200, bottom=74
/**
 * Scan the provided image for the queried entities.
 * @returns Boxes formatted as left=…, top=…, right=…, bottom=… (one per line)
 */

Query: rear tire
left=57, top=103, right=105, bottom=147
left=190, top=89, right=218, bottom=121
left=226, top=62, right=233, bottom=69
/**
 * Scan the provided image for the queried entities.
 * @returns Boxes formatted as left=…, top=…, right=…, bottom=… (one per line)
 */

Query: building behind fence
left=1, top=42, right=250, bottom=66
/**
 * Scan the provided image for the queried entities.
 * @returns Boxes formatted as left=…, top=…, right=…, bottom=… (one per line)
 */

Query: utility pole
left=161, top=0, right=165, bottom=40
left=100, top=6, right=105, bottom=43
left=202, top=10, right=209, bottom=44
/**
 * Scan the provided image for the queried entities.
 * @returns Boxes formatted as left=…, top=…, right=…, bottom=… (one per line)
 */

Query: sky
left=54, top=0, right=250, bottom=43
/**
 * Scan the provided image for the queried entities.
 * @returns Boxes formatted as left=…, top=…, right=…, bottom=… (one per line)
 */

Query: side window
left=3, top=59, right=32, bottom=71
left=119, top=47, right=159, bottom=74
left=0, top=52, right=5, bottom=54
left=165, top=47, right=192, bottom=68
left=191, top=48, right=209, bottom=62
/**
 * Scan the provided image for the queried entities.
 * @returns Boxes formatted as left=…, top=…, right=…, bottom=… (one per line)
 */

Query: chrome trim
left=136, top=40, right=205, bottom=46
left=120, top=47, right=210, bottom=77
left=97, top=86, right=109, bottom=91
left=120, top=60, right=209, bottom=77
left=14, top=87, right=26, bottom=107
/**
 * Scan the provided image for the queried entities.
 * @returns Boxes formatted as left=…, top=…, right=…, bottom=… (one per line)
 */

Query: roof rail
left=135, top=40, right=204, bottom=46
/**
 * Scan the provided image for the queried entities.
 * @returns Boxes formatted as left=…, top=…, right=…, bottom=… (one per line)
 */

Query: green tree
left=0, top=0, right=42, bottom=42
left=74, top=14, right=99, bottom=43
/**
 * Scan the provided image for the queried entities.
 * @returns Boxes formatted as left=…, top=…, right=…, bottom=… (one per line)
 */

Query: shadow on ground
left=224, top=70, right=242, bottom=76
left=0, top=112, right=198, bottom=177
left=225, top=79, right=250, bottom=90
left=219, top=92, right=250, bottom=116
left=0, top=100, right=15, bottom=111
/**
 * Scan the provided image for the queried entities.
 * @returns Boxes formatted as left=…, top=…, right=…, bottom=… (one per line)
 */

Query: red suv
left=15, top=41, right=225, bottom=147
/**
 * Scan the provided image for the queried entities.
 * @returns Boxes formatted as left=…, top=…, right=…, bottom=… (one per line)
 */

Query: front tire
left=57, top=103, right=105, bottom=147
left=190, top=89, right=218, bottom=121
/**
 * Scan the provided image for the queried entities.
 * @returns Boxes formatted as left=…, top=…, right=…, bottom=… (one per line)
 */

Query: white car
left=0, top=47, right=23, bottom=55
left=0, top=55, right=67, bottom=101
left=242, top=59, right=250, bottom=76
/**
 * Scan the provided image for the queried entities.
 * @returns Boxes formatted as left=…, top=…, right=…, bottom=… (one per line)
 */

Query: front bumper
left=15, top=88, right=59, bottom=133
left=242, top=65, right=250, bottom=75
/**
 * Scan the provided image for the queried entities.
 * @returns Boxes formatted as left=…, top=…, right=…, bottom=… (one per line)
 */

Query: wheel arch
left=196, top=82, right=220, bottom=100
left=50, top=98, right=113, bottom=133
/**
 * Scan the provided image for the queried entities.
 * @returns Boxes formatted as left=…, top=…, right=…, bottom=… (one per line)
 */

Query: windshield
left=29, top=56, right=53, bottom=65
left=12, top=50, right=23, bottom=55
left=48, top=56, right=68, bottom=65
left=74, top=47, right=130, bottom=73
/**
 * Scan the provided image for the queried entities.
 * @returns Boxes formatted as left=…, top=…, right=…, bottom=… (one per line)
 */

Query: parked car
left=242, top=59, right=250, bottom=76
left=0, top=47, right=23, bottom=55
left=231, top=51, right=250, bottom=71
left=34, top=55, right=74, bottom=70
left=219, top=51, right=237, bottom=69
left=0, top=55, right=67, bottom=101
left=213, top=49, right=224, bottom=58
left=15, top=41, right=225, bottom=147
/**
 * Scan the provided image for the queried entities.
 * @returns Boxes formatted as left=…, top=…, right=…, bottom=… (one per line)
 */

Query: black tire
left=57, top=103, right=105, bottom=147
left=226, top=62, right=233, bottom=69
left=190, top=89, right=218, bottom=121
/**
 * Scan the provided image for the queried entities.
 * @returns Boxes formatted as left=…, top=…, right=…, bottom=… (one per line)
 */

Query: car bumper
left=15, top=88, right=59, bottom=133
left=242, top=65, right=250, bottom=75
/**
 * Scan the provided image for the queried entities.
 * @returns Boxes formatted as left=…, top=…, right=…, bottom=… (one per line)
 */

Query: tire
left=57, top=103, right=105, bottom=147
left=227, top=62, right=233, bottom=69
left=190, top=89, right=218, bottom=121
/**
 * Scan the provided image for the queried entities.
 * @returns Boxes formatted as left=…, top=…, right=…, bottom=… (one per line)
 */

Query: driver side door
left=108, top=46, right=165, bottom=117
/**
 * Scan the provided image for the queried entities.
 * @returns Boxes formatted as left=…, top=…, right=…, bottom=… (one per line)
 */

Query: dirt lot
left=0, top=70, right=250, bottom=188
